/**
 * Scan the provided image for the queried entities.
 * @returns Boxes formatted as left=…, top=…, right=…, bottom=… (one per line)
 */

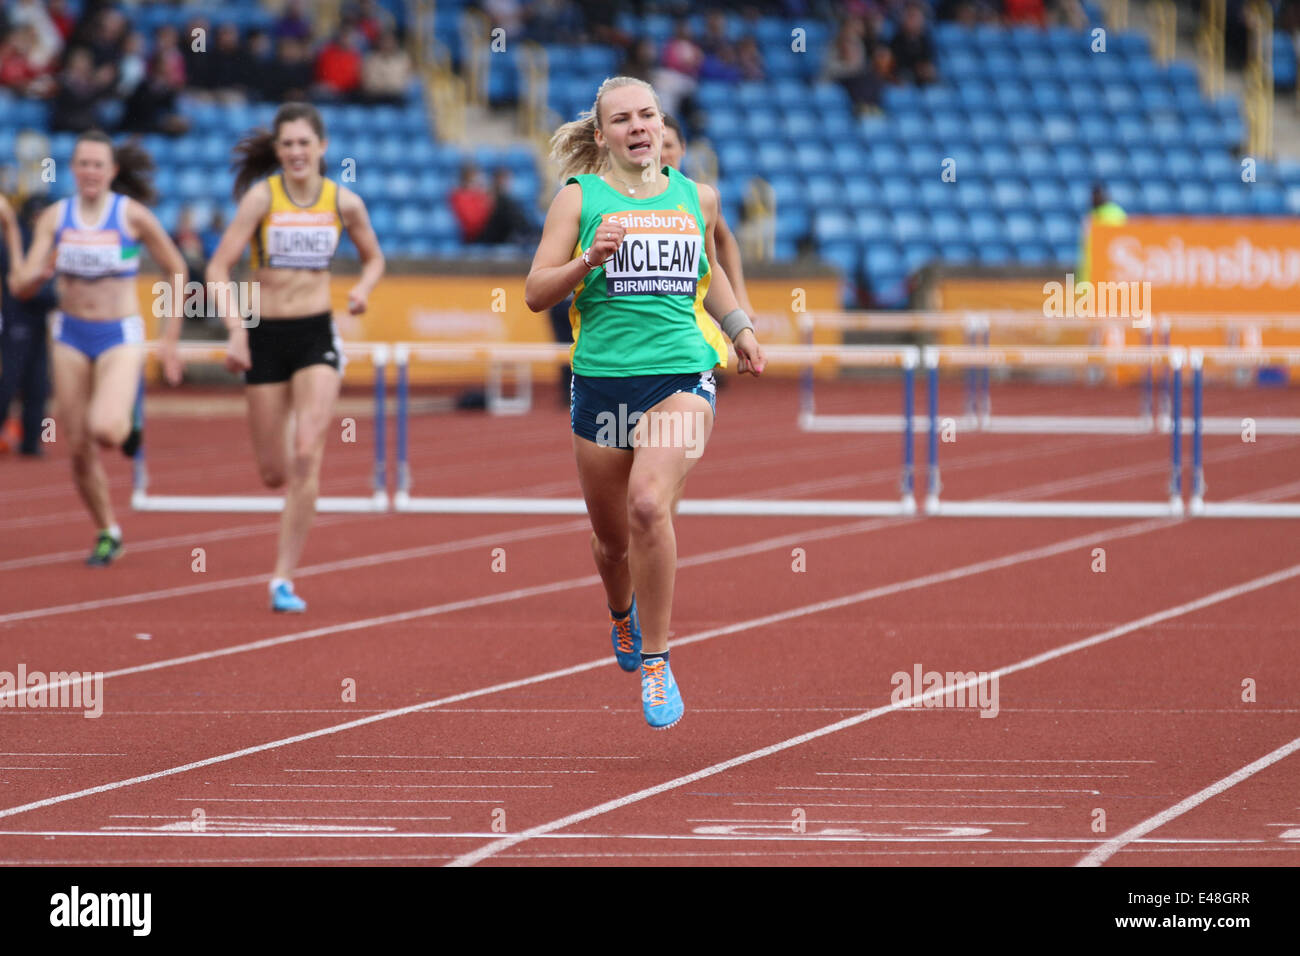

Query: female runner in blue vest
left=9, top=131, right=186, bottom=565
left=207, top=103, right=385, bottom=613
left=527, top=77, right=766, bottom=729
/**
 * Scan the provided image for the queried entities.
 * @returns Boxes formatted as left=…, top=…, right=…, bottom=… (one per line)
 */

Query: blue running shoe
left=610, top=596, right=641, bottom=672
left=640, top=656, right=684, bottom=729
left=270, top=580, right=306, bottom=613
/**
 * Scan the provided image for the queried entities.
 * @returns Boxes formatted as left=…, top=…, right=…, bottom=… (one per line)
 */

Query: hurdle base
left=133, top=493, right=389, bottom=513
left=1191, top=501, right=1300, bottom=518
left=392, top=495, right=916, bottom=517
left=926, top=499, right=1183, bottom=518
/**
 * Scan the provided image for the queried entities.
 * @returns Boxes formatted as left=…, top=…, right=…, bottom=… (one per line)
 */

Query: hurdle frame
left=391, top=341, right=921, bottom=517
left=130, top=341, right=391, bottom=513
left=1189, top=347, right=1300, bottom=518
left=922, top=345, right=1187, bottom=518
left=799, top=311, right=1300, bottom=437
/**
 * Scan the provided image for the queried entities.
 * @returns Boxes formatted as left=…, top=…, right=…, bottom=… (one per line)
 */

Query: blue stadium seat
left=966, top=210, right=1002, bottom=244
left=1246, top=183, right=1286, bottom=214
left=976, top=243, right=1012, bottom=266
left=1044, top=213, right=1080, bottom=246
left=901, top=241, right=938, bottom=273
left=892, top=210, right=928, bottom=243
left=820, top=240, right=859, bottom=277
left=863, top=244, right=904, bottom=277
left=1014, top=242, right=1052, bottom=265
left=1052, top=239, right=1079, bottom=263
left=1176, top=181, right=1214, bottom=212
left=1003, top=211, right=1039, bottom=243
left=939, top=241, right=976, bottom=265
left=1139, top=181, right=1178, bottom=214
left=813, top=210, right=854, bottom=243
left=1212, top=182, right=1253, bottom=215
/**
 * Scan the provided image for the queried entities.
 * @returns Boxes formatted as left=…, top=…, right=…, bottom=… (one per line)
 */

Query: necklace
left=605, top=168, right=657, bottom=195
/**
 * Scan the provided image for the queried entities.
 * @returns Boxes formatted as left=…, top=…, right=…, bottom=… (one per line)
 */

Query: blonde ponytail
left=549, top=75, right=664, bottom=183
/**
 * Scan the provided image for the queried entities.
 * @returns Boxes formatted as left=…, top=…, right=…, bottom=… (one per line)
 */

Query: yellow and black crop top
left=251, top=174, right=343, bottom=271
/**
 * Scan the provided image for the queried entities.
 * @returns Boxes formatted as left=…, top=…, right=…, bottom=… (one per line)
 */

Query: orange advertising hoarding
left=1089, top=218, right=1300, bottom=314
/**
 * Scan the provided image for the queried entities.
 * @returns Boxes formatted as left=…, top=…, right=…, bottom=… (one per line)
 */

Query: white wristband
left=582, top=248, right=597, bottom=269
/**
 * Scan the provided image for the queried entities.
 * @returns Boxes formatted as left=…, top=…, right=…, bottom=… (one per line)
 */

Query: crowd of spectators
left=448, top=161, right=540, bottom=246
left=0, top=0, right=414, bottom=136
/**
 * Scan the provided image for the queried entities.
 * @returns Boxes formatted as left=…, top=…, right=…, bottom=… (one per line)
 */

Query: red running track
left=0, top=376, right=1297, bottom=866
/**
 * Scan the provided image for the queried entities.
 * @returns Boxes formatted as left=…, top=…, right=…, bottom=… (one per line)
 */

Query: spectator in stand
left=153, top=25, right=187, bottom=88
left=86, top=7, right=127, bottom=89
left=735, top=35, right=766, bottom=81
left=315, top=27, right=365, bottom=102
left=351, top=0, right=396, bottom=46
left=116, top=30, right=147, bottom=98
left=1003, top=0, right=1047, bottom=26
left=262, top=36, right=314, bottom=102
left=619, top=38, right=657, bottom=84
left=891, top=3, right=937, bottom=85
left=484, top=0, right=525, bottom=38
left=202, top=208, right=226, bottom=259
left=477, top=167, right=539, bottom=245
left=173, top=205, right=209, bottom=289
left=247, top=28, right=274, bottom=77
left=525, top=0, right=584, bottom=44
left=9, top=0, right=64, bottom=70
left=826, top=16, right=882, bottom=113
left=274, top=0, right=313, bottom=42
left=653, top=18, right=703, bottom=126
left=50, top=47, right=114, bottom=133
left=0, top=195, right=55, bottom=459
left=46, top=0, right=76, bottom=44
left=205, top=23, right=253, bottom=101
left=448, top=163, right=494, bottom=244
left=573, top=0, right=631, bottom=49
left=698, top=12, right=742, bottom=82
left=361, top=27, right=412, bottom=104
left=120, top=49, right=190, bottom=136
left=0, top=25, right=56, bottom=98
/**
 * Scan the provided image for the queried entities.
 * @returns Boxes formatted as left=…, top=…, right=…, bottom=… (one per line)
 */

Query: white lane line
left=777, top=787, right=1105, bottom=794
left=0, top=829, right=1281, bottom=846
left=814, top=772, right=1129, bottom=778
left=0, top=510, right=917, bottom=705
left=0, top=516, right=1181, bottom=822
left=335, top=755, right=639, bottom=760
left=735, top=802, right=1064, bottom=810
left=0, top=517, right=590, bottom=625
left=850, top=757, right=1155, bottom=763
left=0, top=515, right=359, bottom=572
left=281, top=769, right=598, bottom=774
left=1077, top=734, right=1300, bottom=867
left=446, top=561, right=1300, bottom=867
left=229, top=783, right=552, bottom=789
left=109, top=814, right=454, bottom=821
left=174, top=798, right=502, bottom=804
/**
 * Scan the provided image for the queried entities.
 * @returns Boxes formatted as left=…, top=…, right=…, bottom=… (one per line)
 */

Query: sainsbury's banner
left=1089, top=218, right=1300, bottom=313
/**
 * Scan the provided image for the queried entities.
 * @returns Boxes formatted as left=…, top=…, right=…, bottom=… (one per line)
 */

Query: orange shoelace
left=612, top=614, right=635, bottom=654
left=642, top=659, right=666, bottom=707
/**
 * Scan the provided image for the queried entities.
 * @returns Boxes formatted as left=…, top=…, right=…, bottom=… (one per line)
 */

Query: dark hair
left=231, top=102, right=328, bottom=199
left=663, top=113, right=685, bottom=146
left=73, top=130, right=158, bottom=206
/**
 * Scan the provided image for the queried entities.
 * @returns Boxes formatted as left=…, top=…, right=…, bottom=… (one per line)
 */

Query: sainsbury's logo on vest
left=604, top=210, right=698, bottom=234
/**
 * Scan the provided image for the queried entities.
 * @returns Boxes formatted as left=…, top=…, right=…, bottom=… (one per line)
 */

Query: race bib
left=601, top=210, right=702, bottom=297
left=265, top=210, right=338, bottom=270
left=56, top=232, right=121, bottom=277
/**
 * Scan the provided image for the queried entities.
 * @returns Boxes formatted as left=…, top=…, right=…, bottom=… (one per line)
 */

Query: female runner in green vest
left=526, top=77, right=766, bottom=729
